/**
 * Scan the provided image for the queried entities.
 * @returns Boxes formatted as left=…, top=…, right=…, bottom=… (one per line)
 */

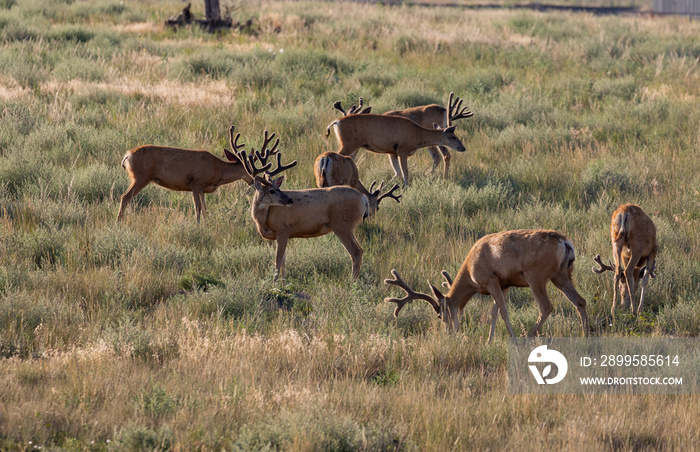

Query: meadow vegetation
left=0, top=0, right=699, bottom=449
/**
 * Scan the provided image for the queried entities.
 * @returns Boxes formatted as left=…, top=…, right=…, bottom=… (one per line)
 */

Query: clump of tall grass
left=401, top=177, right=512, bottom=223
left=234, top=406, right=415, bottom=451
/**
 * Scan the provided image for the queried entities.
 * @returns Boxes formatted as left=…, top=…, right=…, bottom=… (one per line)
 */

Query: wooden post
left=204, top=0, right=221, bottom=22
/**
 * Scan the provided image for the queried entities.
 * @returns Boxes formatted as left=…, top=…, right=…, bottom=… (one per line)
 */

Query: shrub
left=21, top=226, right=67, bottom=268
left=233, top=407, right=413, bottom=451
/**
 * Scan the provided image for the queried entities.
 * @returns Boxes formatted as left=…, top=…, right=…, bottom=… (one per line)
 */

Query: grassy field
left=1, top=0, right=699, bottom=450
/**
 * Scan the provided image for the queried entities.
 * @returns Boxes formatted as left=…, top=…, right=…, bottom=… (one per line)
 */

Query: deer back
left=314, top=152, right=361, bottom=190
left=265, top=186, right=369, bottom=239
left=610, top=204, right=657, bottom=260
left=611, top=204, right=656, bottom=244
left=454, top=230, right=575, bottom=295
left=384, top=104, right=447, bottom=129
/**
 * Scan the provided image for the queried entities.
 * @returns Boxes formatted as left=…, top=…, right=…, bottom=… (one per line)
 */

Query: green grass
left=0, top=0, right=699, bottom=449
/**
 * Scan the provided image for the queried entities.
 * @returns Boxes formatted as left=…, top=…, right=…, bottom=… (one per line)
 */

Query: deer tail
left=325, top=120, right=338, bottom=138
left=560, top=239, right=576, bottom=270
left=612, top=211, right=628, bottom=242
left=316, top=156, right=330, bottom=187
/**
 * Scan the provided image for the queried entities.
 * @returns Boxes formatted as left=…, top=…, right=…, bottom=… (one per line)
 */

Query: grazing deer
left=592, top=204, right=657, bottom=316
left=384, top=92, right=473, bottom=179
left=117, top=133, right=253, bottom=222
left=384, top=229, right=589, bottom=342
left=313, top=151, right=401, bottom=217
left=232, top=126, right=370, bottom=279
left=325, top=113, right=465, bottom=185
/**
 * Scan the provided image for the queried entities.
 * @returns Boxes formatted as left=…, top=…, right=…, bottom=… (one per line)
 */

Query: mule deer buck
left=232, top=126, right=370, bottom=279
left=384, top=229, right=589, bottom=342
left=325, top=112, right=466, bottom=185
left=117, top=132, right=253, bottom=222
left=313, top=151, right=401, bottom=217
left=592, top=203, right=657, bottom=316
left=383, top=92, right=473, bottom=179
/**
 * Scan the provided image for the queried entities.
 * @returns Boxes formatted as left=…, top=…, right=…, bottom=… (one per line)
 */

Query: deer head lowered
left=384, top=229, right=589, bottom=341
left=117, top=134, right=253, bottom=222
left=592, top=203, right=657, bottom=316
left=233, top=125, right=372, bottom=280
left=313, top=151, right=401, bottom=217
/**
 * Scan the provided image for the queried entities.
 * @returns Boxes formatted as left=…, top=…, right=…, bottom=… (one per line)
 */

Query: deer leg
left=388, top=154, right=402, bottom=180
left=552, top=276, right=590, bottom=337
left=274, top=236, right=289, bottom=280
left=637, top=252, right=656, bottom=316
left=192, top=189, right=207, bottom=222
left=117, top=179, right=149, bottom=221
left=334, top=229, right=363, bottom=279
left=487, top=280, right=514, bottom=342
left=488, top=288, right=509, bottom=342
left=612, top=271, right=622, bottom=316
left=612, top=240, right=634, bottom=311
left=200, top=192, right=207, bottom=218
left=192, top=188, right=204, bottom=222
left=488, top=302, right=499, bottom=341
left=397, top=152, right=410, bottom=185
left=438, top=146, right=451, bottom=179
left=622, top=255, right=637, bottom=311
left=340, top=146, right=360, bottom=161
left=523, top=275, right=554, bottom=337
left=427, top=146, right=441, bottom=175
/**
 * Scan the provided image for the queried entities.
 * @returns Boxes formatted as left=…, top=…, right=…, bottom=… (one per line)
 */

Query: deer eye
left=269, top=189, right=276, bottom=194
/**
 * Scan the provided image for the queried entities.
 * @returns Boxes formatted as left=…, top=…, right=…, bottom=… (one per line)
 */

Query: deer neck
left=222, top=162, right=249, bottom=184
left=446, top=268, right=478, bottom=306
left=417, top=129, right=443, bottom=149
left=251, top=199, right=275, bottom=239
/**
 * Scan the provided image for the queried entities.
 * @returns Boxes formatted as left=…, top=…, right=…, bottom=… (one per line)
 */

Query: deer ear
left=433, top=122, right=442, bottom=130
left=444, top=126, right=456, bottom=134
left=271, top=175, right=285, bottom=189
left=254, top=179, right=264, bottom=191
left=223, top=148, right=240, bottom=163
left=441, top=270, right=453, bottom=289
left=428, top=281, right=444, bottom=301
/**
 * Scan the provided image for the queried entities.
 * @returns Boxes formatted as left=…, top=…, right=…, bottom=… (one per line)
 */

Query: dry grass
left=1, top=0, right=700, bottom=449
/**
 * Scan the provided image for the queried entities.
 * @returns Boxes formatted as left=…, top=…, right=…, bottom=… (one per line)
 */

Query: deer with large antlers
left=383, top=92, right=473, bottom=179
left=592, top=204, right=657, bottom=316
left=232, top=126, right=370, bottom=279
left=384, top=229, right=589, bottom=341
left=313, top=151, right=401, bottom=217
left=325, top=109, right=466, bottom=185
left=117, top=134, right=253, bottom=222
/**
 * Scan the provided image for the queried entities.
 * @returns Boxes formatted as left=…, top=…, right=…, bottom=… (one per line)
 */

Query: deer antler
left=376, top=183, right=401, bottom=206
left=223, top=125, right=246, bottom=163
left=447, top=92, right=474, bottom=124
left=347, top=97, right=364, bottom=115
left=592, top=254, right=615, bottom=274
left=384, top=269, right=440, bottom=317
left=333, top=100, right=347, bottom=116
left=228, top=125, right=246, bottom=154
left=232, top=126, right=297, bottom=182
left=334, top=97, right=372, bottom=116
